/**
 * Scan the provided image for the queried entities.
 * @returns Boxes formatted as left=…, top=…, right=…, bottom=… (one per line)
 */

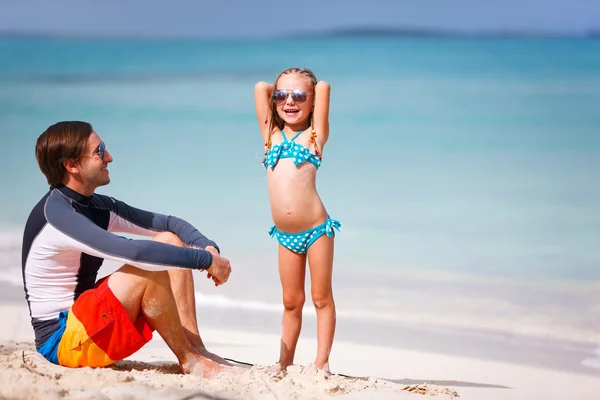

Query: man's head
left=36, top=121, right=113, bottom=195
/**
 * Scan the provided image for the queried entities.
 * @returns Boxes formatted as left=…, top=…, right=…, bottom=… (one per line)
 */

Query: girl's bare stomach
left=267, top=167, right=327, bottom=233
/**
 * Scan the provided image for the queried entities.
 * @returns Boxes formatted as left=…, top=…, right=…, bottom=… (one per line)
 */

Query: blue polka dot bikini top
left=262, top=129, right=322, bottom=170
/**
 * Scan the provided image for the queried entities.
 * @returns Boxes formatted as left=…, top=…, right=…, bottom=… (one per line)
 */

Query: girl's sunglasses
left=272, top=89, right=308, bottom=105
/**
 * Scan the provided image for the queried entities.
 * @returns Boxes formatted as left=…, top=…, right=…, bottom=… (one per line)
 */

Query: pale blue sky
left=0, top=0, right=597, bottom=37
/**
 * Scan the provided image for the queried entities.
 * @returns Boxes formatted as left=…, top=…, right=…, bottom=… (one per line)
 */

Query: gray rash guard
left=21, top=184, right=218, bottom=348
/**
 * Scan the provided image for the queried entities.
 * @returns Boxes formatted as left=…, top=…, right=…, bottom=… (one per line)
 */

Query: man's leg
left=169, top=268, right=203, bottom=346
left=107, top=234, right=239, bottom=377
left=151, top=233, right=233, bottom=365
left=152, top=233, right=205, bottom=346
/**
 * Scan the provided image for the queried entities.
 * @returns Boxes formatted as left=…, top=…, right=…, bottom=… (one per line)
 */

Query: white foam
left=0, top=228, right=24, bottom=251
left=0, top=228, right=24, bottom=285
left=193, top=291, right=600, bottom=345
left=0, top=238, right=21, bottom=285
left=195, top=291, right=282, bottom=313
left=581, top=356, right=600, bottom=370
left=0, top=268, right=23, bottom=287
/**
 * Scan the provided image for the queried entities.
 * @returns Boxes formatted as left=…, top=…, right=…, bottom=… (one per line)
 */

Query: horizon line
left=0, top=26, right=599, bottom=41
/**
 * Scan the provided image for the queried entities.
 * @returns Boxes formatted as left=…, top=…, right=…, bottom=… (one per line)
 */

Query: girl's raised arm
left=254, top=81, right=273, bottom=140
left=312, top=81, right=331, bottom=145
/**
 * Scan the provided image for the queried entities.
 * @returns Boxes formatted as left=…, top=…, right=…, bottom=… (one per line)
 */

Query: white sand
left=1, top=303, right=599, bottom=400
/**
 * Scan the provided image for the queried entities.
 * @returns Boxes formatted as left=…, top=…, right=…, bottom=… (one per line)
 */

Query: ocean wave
left=0, top=267, right=597, bottom=346
left=581, top=347, right=600, bottom=370
left=194, top=291, right=600, bottom=346
left=0, top=229, right=23, bottom=252
left=0, top=268, right=23, bottom=287
left=195, top=292, right=282, bottom=312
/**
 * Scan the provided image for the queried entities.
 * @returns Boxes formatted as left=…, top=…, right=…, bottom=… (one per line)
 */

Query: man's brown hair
left=35, top=121, right=93, bottom=186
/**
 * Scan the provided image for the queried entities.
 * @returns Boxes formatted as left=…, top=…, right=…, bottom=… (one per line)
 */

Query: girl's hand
left=255, top=81, right=274, bottom=92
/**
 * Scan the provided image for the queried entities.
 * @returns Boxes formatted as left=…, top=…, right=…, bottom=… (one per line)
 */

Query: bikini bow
left=325, top=219, right=341, bottom=237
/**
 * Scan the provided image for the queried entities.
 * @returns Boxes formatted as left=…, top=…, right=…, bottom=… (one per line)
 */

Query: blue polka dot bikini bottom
left=268, top=216, right=341, bottom=254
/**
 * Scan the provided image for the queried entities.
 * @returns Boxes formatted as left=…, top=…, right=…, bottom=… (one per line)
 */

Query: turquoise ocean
left=0, top=36, right=599, bottom=373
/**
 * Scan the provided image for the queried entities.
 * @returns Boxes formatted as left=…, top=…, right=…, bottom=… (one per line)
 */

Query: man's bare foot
left=195, top=346, right=236, bottom=367
left=181, top=354, right=245, bottom=378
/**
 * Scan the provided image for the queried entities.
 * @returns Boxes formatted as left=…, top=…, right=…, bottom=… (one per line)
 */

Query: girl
left=254, top=67, right=340, bottom=375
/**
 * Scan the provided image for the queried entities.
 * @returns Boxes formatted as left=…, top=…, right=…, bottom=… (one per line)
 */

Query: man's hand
left=204, top=246, right=219, bottom=283
left=205, top=247, right=231, bottom=287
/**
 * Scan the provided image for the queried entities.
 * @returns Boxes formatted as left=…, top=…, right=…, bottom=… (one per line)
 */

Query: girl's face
left=274, top=74, right=314, bottom=128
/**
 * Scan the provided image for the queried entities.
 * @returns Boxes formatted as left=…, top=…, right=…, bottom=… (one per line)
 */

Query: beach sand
left=1, top=303, right=599, bottom=400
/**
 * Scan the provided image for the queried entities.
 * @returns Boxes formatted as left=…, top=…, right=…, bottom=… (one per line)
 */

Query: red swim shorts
left=57, top=276, right=154, bottom=367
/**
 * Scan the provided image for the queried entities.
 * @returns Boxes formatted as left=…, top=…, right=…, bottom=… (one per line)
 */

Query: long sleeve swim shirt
left=21, top=184, right=218, bottom=348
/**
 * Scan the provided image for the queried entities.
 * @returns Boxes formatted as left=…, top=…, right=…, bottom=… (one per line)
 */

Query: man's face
left=78, top=132, right=113, bottom=189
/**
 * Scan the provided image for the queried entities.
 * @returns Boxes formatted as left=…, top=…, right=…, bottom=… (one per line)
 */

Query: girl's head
left=269, top=67, right=317, bottom=133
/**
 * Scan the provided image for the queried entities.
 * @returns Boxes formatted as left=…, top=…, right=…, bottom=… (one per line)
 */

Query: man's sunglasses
left=272, top=89, right=308, bottom=105
left=93, top=142, right=106, bottom=160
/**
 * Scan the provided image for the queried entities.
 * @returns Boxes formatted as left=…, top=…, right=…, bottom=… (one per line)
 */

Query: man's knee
left=153, top=232, right=184, bottom=247
left=108, top=267, right=170, bottom=320
left=109, top=266, right=170, bottom=300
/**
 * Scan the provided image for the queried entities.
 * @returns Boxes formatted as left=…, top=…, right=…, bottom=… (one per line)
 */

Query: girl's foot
left=314, top=361, right=332, bottom=377
left=267, top=362, right=289, bottom=374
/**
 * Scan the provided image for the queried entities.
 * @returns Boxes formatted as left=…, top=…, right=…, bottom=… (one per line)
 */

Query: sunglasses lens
left=273, top=90, right=287, bottom=104
left=98, top=143, right=105, bottom=159
left=291, top=90, right=307, bottom=103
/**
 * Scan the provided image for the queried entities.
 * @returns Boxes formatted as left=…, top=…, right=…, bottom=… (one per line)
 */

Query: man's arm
left=94, top=194, right=220, bottom=252
left=46, top=194, right=213, bottom=271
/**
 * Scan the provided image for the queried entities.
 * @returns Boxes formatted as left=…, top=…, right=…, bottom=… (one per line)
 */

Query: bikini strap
left=288, top=129, right=305, bottom=142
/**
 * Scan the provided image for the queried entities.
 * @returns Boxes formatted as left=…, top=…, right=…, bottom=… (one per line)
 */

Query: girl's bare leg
left=307, top=234, right=336, bottom=375
left=269, top=244, right=307, bottom=372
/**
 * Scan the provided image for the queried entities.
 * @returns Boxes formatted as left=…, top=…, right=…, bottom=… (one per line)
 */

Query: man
left=22, top=121, right=240, bottom=377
